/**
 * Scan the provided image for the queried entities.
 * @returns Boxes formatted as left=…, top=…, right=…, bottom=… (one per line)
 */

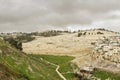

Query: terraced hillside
left=0, top=39, right=75, bottom=80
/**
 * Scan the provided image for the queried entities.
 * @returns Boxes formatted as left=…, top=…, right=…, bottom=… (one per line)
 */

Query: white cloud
left=108, top=10, right=120, bottom=17
left=0, top=0, right=120, bottom=32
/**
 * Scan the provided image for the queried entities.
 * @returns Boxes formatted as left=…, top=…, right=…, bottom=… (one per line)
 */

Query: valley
left=0, top=29, right=120, bottom=80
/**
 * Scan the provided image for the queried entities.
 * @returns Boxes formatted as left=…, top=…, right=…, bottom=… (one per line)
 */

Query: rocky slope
left=92, top=36, right=120, bottom=73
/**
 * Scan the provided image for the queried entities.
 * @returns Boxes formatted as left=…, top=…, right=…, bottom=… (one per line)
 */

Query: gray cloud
left=0, top=0, right=120, bottom=32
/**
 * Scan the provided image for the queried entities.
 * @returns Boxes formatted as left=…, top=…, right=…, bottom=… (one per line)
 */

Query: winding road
left=40, top=58, right=67, bottom=80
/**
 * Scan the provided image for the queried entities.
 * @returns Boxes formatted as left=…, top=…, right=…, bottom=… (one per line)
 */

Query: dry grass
left=23, top=29, right=117, bottom=57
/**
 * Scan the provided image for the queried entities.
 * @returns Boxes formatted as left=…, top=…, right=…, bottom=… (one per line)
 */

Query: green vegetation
left=29, top=30, right=70, bottom=37
left=29, top=54, right=76, bottom=80
left=78, top=33, right=82, bottom=37
left=0, top=39, right=77, bottom=80
left=16, top=34, right=35, bottom=43
left=78, top=32, right=86, bottom=37
left=4, top=37, right=23, bottom=51
left=0, top=32, right=35, bottom=43
left=93, top=69, right=120, bottom=80
left=0, top=39, right=62, bottom=80
left=0, top=53, right=62, bottom=80
left=97, top=31, right=104, bottom=34
left=39, top=30, right=63, bottom=37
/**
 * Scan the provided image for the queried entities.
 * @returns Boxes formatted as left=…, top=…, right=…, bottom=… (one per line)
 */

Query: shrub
left=78, top=33, right=82, bottom=37
left=83, top=32, right=86, bottom=35
left=39, top=30, right=62, bottom=37
left=4, top=37, right=23, bottom=51
left=91, top=42, right=96, bottom=45
left=16, top=34, right=35, bottom=43
left=78, top=32, right=86, bottom=37
left=97, top=32, right=104, bottom=34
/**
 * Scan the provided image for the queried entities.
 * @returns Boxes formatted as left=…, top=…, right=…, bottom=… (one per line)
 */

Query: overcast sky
left=0, top=0, right=120, bottom=32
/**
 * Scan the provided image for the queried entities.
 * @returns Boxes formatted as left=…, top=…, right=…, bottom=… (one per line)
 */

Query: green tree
left=4, top=37, right=23, bottom=51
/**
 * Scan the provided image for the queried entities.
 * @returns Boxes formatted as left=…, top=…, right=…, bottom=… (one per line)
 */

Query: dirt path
left=56, top=66, right=67, bottom=80
left=72, top=53, right=92, bottom=68
left=40, top=58, right=67, bottom=80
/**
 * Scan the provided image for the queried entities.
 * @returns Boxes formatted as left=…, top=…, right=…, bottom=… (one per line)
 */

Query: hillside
left=23, top=29, right=120, bottom=80
left=23, top=29, right=119, bottom=69
left=23, top=29, right=117, bottom=56
left=0, top=39, right=75, bottom=80
left=0, top=29, right=120, bottom=80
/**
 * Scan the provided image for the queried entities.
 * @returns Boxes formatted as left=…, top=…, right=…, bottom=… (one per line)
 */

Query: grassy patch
left=63, top=73, right=75, bottom=79
left=0, top=39, right=77, bottom=80
left=29, top=54, right=76, bottom=80
left=0, top=53, right=62, bottom=80
left=93, top=69, right=120, bottom=80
